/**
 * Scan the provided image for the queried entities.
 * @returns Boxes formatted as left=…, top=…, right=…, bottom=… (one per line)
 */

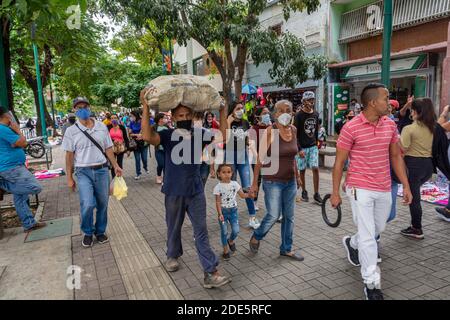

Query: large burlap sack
left=144, top=74, right=222, bottom=112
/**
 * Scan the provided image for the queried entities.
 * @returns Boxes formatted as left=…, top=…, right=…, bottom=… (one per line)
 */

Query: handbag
left=129, top=139, right=138, bottom=151
left=75, top=124, right=111, bottom=168
left=113, top=141, right=126, bottom=154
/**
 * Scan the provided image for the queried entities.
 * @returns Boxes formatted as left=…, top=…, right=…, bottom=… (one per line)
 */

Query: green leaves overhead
left=101, top=0, right=327, bottom=101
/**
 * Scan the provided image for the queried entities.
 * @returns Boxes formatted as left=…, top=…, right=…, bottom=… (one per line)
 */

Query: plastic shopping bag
left=112, top=177, right=128, bottom=200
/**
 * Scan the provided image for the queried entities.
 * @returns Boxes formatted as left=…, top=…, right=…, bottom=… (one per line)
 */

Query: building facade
left=245, top=0, right=330, bottom=117
left=328, top=0, right=450, bottom=132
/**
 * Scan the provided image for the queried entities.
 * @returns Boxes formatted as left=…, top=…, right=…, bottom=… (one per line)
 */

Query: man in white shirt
left=62, top=97, right=123, bottom=248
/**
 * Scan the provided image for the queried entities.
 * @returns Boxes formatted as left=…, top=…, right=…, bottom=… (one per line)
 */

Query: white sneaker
left=255, top=205, right=259, bottom=212
left=249, top=217, right=260, bottom=229
left=145, top=170, right=150, bottom=174
left=156, top=176, right=163, bottom=184
left=134, top=175, right=141, bottom=180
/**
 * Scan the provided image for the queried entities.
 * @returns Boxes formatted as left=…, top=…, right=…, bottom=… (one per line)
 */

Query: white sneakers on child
left=249, top=217, right=261, bottom=229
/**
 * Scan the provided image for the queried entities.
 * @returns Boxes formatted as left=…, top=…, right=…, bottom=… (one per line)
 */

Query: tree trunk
left=234, top=44, right=248, bottom=101
left=32, top=87, right=52, bottom=136
left=1, top=16, right=15, bottom=120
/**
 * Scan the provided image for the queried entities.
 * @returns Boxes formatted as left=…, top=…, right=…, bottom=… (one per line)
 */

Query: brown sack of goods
left=143, top=74, right=222, bottom=112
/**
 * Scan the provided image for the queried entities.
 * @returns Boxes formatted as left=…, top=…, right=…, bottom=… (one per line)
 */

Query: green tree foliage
left=1, top=0, right=94, bottom=133
left=101, top=0, right=328, bottom=106
left=89, top=56, right=164, bottom=111
left=109, top=26, right=162, bottom=65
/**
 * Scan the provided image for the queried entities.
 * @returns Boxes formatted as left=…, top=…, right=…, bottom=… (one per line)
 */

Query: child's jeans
left=219, top=207, right=239, bottom=247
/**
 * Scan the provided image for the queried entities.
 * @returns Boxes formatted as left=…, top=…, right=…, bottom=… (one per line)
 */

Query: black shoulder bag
left=75, top=123, right=111, bottom=168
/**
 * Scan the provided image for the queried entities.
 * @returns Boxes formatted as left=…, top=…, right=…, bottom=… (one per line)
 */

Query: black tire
left=321, top=194, right=342, bottom=228
left=27, top=142, right=46, bottom=158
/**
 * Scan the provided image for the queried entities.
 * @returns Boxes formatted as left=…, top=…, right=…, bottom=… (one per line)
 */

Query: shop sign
left=341, top=54, right=427, bottom=79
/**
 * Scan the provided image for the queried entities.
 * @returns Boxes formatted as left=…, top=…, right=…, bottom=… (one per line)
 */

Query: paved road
left=117, top=147, right=450, bottom=300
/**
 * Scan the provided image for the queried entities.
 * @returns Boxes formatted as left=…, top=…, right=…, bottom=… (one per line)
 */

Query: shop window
left=193, top=57, right=205, bottom=76
left=180, top=63, right=188, bottom=74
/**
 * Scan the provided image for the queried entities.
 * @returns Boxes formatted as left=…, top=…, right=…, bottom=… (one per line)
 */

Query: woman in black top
left=225, top=101, right=259, bottom=229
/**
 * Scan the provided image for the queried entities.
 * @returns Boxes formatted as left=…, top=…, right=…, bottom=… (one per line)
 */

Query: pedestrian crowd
left=1, top=82, right=450, bottom=300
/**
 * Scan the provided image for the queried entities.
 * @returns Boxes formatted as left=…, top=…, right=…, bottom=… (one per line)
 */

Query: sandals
left=227, top=239, right=236, bottom=252
left=280, top=251, right=304, bottom=261
left=249, top=236, right=260, bottom=253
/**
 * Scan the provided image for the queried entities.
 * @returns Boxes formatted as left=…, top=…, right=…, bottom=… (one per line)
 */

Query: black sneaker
left=301, top=190, right=309, bottom=202
left=82, top=235, right=93, bottom=248
left=313, top=193, right=323, bottom=205
left=400, top=226, right=424, bottom=239
left=435, top=207, right=450, bottom=222
left=364, top=285, right=384, bottom=300
left=96, top=234, right=109, bottom=244
left=222, top=252, right=231, bottom=261
left=227, top=240, right=236, bottom=253
left=342, top=236, right=360, bottom=266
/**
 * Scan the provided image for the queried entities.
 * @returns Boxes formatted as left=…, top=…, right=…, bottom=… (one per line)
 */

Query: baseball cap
left=68, top=113, right=76, bottom=118
left=389, top=99, right=400, bottom=110
left=302, top=91, right=315, bottom=101
left=72, top=97, right=90, bottom=108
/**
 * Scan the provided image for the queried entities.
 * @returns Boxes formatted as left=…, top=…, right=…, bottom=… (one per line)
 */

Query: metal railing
left=339, top=0, right=450, bottom=44
left=21, top=128, right=37, bottom=140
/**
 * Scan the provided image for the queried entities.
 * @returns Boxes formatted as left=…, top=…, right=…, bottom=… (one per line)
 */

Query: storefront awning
left=328, top=41, right=447, bottom=70
left=340, top=54, right=427, bottom=80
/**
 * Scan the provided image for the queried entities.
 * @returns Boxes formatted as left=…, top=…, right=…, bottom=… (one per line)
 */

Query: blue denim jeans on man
left=219, top=207, right=239, bottom=247
left=0, top=165, right=42, bottom=230
left=75, top=166, right=110, bottom=236
left=253, top=179, right=297, bottom=254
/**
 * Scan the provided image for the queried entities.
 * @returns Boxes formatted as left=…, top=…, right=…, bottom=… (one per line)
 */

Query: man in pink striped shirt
left=331, top=83, right=412, bottom=300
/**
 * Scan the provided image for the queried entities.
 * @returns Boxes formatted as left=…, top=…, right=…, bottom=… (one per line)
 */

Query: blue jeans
left=134, top=145, right=149, bottom=176
left=0, top=165, right=42, bottom=230
left=253, top=179, right=297, bottom=254
left=388, top=182, right=398, bottom=223
left=219, top=207, right=239, bottom=247
left=225, top=151, right=256, bottom=217
left=165, top=192, right=218, bottom=273
left=155, top=149, right=165, bottom=176
left=75, top=167, right=110, bottom=236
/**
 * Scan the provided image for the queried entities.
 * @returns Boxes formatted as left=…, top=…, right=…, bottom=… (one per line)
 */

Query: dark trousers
left=165, top=192, right=218, bottom=273
left=405, top=156, right=433, bottom=230
left=155, top=150, right=165, bottom=176
left=111, top=153, right=124, bottom=179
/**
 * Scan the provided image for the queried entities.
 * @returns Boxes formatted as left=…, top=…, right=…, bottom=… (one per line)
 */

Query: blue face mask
left=261, top=114, right=271, bottom=125
left=76, top=108, right=91, bottom=120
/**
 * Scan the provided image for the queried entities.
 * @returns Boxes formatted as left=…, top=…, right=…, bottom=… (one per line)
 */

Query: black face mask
left=347, top=116, right=354, bottom=121
left=176, top=120, right=192, bottom=130
left=69, top=117, right=76, bottom=124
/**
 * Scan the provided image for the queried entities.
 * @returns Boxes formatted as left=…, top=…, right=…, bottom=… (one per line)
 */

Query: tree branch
left=41, top=44, right=53, bottom=87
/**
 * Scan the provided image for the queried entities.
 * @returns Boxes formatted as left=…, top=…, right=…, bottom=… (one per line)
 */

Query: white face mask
left=235, top=110, right=244, bottom=119
left=277, top=113, right=292, bottom=126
